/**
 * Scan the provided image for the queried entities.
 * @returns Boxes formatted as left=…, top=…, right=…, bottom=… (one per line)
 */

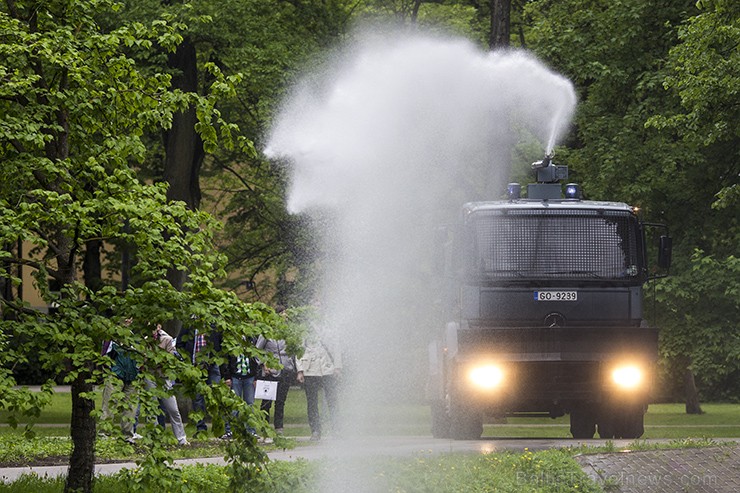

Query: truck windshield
left=465, top=209, right=643, bottom=281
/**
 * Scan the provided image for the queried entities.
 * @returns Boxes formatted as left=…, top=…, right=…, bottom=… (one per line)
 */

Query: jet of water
left=265, top=27, right=576, bottom=492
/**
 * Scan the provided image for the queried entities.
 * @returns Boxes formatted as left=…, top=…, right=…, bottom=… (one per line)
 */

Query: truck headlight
left=468, top=364, right=504, bottom=390
left=611, top=365, right=642, bottom=389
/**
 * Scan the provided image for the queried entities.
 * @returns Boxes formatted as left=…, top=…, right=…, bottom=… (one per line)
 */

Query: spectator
left=296, top=328, right=342, bottom=441
left=255, top=334, right=296, bottom=435
left=100, top=337, right=140, bottom=442
left=178, top=324, right=222, bottom=436
left=220, top=340, right=259, bottom=440
left=150, top=325, right=189, bottom=446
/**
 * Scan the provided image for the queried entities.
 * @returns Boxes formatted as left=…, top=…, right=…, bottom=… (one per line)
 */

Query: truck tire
left=598, top=404, right=645, bottom=439
left=617, top=405, right=645, bottom=439
left=449, top=406, right=483, bottom=440
left=431, top=400, right=451, bottom=438
left=597, top=415, right=615, bottom=439
left=570, top=408, right=596, bottom=439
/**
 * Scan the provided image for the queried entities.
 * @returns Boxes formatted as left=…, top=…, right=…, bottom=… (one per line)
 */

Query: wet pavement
left=576, top=445, right=740, bottom=492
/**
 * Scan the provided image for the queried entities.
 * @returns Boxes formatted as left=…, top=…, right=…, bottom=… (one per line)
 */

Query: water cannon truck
left=428, top=156, right=672, bottom=439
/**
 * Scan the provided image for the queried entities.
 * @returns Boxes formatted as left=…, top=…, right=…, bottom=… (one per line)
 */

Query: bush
left=0, top=451, right=600, bottom=493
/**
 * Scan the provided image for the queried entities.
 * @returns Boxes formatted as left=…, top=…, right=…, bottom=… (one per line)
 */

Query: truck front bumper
left=452, top=326, right=658, bottom=411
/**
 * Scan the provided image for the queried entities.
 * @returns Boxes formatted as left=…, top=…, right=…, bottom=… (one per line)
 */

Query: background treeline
left=3, top=0, right=738, bottom=405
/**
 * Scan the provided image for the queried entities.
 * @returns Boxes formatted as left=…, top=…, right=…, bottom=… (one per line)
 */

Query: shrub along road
left=2, top=435, right=740, bottom=489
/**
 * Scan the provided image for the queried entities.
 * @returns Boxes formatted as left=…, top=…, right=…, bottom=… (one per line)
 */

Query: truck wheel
left=449, top=406, right=483, bottom=440
left=616, top=405, right=645, bottom=439
left=597, top=417, right=615, bottom=439
left=431, top=400, right=451, bottom=438
left=597, top=406, right=615, bottom=439
left=570, top=409, right=596, bottom=439
left=598, top=404, right=645, bottom=439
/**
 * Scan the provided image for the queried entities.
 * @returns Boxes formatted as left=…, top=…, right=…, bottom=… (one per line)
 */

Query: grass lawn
left=0, top=448, right=606, bottom=493
left=482, top=403, right=740, bottom=439
left=3, top=389, right=739, bottom=492
left=3, top=387, right=740, bottom=440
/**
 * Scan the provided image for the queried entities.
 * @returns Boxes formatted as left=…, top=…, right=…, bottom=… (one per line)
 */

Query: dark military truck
left=428, top=157, right=671, bottom=440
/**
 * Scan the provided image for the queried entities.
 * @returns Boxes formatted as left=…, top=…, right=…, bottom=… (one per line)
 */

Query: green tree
left=652, top=1, right=739, bottom=147
left=0, top=1, right=287, bottom=491
left=188, top=0, right=355, bottom=304
left=648, top=0, right=739, bottom=407
left=84, top=0, right=356, bottom=307
left=525, top=0, right=739, bottom=405
left=648, top=0, right=739, bottom=212
left=356, top=1, right=490, bottom=41
left=656, top=252, right=740, bottom=405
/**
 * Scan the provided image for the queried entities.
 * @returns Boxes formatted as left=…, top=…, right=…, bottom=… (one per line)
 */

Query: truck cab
left=428, top=158, right=671, bottom=439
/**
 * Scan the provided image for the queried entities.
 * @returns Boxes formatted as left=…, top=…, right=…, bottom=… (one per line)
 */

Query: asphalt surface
left=3, top=436, right=740, bottom=492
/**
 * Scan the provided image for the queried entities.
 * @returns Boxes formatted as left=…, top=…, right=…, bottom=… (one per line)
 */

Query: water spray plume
left=265, top=28, right=577, bottom=492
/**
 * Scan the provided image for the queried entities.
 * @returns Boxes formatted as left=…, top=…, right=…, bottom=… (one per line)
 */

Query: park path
left=577, top=445, right=740, bottom=493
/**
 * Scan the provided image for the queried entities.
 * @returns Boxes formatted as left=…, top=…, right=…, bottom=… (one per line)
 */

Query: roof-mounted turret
left=507, top=153, right=582, bottom=201
left=531, top=153, right=568, bottom=183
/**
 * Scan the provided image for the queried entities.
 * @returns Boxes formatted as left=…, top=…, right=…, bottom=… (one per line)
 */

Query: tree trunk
left=165, top=268, right=186, bottom=337
left=163, top=38, right=202, bottom=339
left=61, top=247, right=96, bottom=492
left=121, top=220, right=132, bottom=291
left=164, top=37, right=204, bottom=211
left=42, top=61, right=98, bottom=491
left=684, top=367, right=703, bottom=414
left=0, top=241, right=14, bottom=312
left=83, top=239, right=103, bottom=293
left=63, top=233, right=106, bottom=492
left=65, top=368, right=96, bottom=493
left=411, top=0, right=422, bottom=22
left=489, top=0, right=511, bottom=49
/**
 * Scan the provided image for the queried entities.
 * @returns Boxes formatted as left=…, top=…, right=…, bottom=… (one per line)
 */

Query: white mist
left=266, top=28, right=576, bottom=492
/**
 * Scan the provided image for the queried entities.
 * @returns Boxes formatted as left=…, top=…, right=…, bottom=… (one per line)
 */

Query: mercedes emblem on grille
left=544, top=312, right=566, bottom=327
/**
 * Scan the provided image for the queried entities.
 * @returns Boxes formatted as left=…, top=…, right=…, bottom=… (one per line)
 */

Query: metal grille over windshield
left=467, top=209, right=641, bottom=280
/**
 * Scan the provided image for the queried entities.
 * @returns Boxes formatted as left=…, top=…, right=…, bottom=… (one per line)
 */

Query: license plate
left=534, top=291, right=577, bottom=301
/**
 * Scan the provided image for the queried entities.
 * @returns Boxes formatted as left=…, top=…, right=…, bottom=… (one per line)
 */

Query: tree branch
left=5, top=0, right=19, bottom=19
left=0, top=296, right=41, bottom=317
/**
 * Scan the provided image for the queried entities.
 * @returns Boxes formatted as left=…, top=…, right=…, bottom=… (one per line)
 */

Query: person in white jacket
left=255, top=335, right=296, bottom=434
left=150, top=326, right=189, bottom=446
left=296, top=329, right=342, bottom=441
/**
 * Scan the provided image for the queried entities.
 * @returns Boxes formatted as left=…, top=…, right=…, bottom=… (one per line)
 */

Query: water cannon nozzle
left=531, top=153, right=568, bottom=184
left=531, top=153, right=554, bottom=170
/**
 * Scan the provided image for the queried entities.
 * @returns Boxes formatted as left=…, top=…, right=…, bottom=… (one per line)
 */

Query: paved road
left=3, top=436, right=740, bottom=487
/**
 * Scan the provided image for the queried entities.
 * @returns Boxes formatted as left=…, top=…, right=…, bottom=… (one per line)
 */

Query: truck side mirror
left=658, top=235, right=672, bottom=269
